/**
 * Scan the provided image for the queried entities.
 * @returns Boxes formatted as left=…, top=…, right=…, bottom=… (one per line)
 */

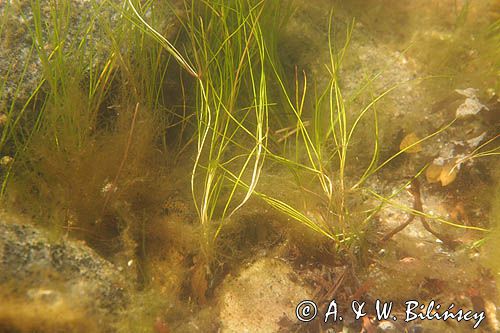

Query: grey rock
left=0, top=221, right=128, bottom=314
left=0, top=0, right=182, bottom=110
left=1, top=0, right=113, bottom=108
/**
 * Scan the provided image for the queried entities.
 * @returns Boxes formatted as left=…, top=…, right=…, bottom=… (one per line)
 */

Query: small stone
left=377, top=320, right=397, bottom=332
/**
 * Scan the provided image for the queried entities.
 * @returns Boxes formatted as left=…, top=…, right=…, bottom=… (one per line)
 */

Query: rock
left=455, top=88, right=489, bottom=118
left=0, top=220, right=129, bottom=332
left=0, top=0, right=109, bottom=108
left=218, top=257, right=313, bottom=333
left=0, top=0, right=183, bottom=110
left=377, top=320, right=397, bottom=332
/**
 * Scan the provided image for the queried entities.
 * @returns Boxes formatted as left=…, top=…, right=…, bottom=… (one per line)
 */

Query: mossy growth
left=1, top=0, right=187, bottom=261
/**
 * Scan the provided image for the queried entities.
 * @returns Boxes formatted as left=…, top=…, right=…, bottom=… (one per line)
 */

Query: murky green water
left=0, top=0, right=498, bottom=332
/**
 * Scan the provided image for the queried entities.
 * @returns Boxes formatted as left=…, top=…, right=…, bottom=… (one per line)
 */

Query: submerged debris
left=425, top=159, right=459, bottom=186
left=400, top=132, right=423, bottom=154
left=455, top=88, right=489, bottom=118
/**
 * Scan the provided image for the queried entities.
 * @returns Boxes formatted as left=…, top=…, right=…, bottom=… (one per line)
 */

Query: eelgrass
left=185, top=0, right=273, bottom=255
left=126, top=0, right=279, bottom=257
left=451, top=134, right=500, bottom=173
left=0, top=1, right=46, bottom=196
left=6, top=0, right=490, bottom=259
left=257, top=17, right=377, bottom=243
left=0, top=46, right=44, bottom=196
left=253, top=12, right=489, bottom=249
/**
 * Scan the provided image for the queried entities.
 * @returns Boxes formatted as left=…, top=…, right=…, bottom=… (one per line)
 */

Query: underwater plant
left=244, top=12, right=492, bottom=256
left=0, top=0, right=186, bottom=262
left=0, top=0, right=498, bottom=331
left=127, top=0, right=287, bottom=261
